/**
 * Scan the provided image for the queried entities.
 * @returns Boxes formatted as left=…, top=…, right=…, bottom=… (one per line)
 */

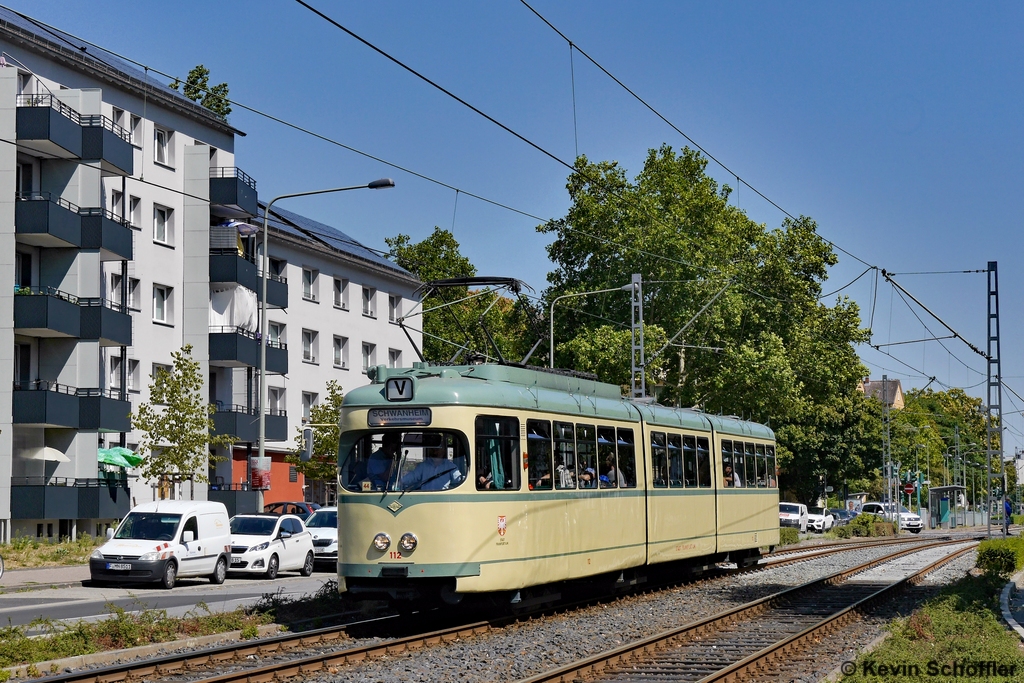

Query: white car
left=229, top=514, right=315, bottom=578
left=305, top=507, right=338, bottom=569
left=807, top=507, right=835, bottom=533
left=858, top=502, right=923, bottom=533
left=779, top=502, right=808, bottom=533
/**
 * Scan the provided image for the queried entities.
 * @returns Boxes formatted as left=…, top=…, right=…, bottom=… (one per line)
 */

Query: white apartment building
left=0, top=9, right=420, bottom=541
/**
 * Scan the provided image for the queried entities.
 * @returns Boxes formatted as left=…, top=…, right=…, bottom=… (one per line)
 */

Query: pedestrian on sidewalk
left=1005, top=497, right=1013, bottom=536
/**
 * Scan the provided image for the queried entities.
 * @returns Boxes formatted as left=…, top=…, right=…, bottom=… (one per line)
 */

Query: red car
left=263, top=501, right=320, bottom=521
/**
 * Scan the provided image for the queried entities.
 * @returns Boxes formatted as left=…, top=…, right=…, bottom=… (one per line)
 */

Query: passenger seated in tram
left=401, top=445, right=464, bottom=491
left=556, top=463, right=575, bottom=488
left=723, top=465, right=740, bottom=488
left=477, top=466, right=495, bottom=490
left=602, top=455, right=626, bottom=488
left=366, top=432, right=401, bottom=490
left=579, top=466, right=597, bottom=488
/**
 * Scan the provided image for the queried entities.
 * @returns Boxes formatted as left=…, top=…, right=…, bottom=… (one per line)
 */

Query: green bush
left=778, top=528, right=799, bottom=546
left=1013, top=514, right=1024, bottom=527
left=831, top=526, right=852, bottom=539
left=848, top=513, right=881, bottom=537
left=976, top=537, right=1024, bottom=578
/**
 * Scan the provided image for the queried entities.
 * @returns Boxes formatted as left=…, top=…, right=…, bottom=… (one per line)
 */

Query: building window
left=154, top=126, right=172, bottom=166
left=153, top=205, right=172, bottom=244
left=269, top=322, right=285, bottom=346
left=302, top=269, right=317, bottom=301
left=388, top=295, right=401, bottom=322
left=127, top=278, right=140, bottom=310
left=127, top=359, right=139, bottom=391
left=389, top=348, right=402, bottom=368
left=110, top=273, right=123, bottom=307
left=268, top=387, right=284, bottom=413
left=111, top=107, right=125, bottom=130
left=152, top=363, right=172, bottom=379
left=301, top=392, right=317, bottom=422
left=110, top=355, right=122, bottom=390
left=111, top=190, right=124, bottom=220
left=362, top=343, right=375, bottom=373
left=302, top=329, right=318, bottom=363
left=153, top=284, right=171, bottom=323
left=362, top=287, right=376, bottom=317
left=129, top=196, right=141, bottom=229
left=334, top=278, right=349, bottom=309
left=334, top=336, right=348, bottom=369
left=130, top=115, right=142, bottom=147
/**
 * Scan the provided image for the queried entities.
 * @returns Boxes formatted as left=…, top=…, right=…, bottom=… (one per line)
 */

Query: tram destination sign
left=368, top=407, right=432, bottom=427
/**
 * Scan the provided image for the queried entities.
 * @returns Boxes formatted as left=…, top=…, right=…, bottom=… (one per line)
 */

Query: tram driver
left=401, top=443, right=464, bottom=491
left=365, top=432, right=401, bottom=490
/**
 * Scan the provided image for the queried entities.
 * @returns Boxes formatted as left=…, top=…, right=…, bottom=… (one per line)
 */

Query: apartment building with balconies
left=0, top=9, right=421, bottom=539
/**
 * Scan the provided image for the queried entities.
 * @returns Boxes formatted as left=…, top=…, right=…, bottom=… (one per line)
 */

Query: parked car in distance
left=229, top=514, right=315, bottom=578
left=807, top=507, right=835, bottom=533
left=89, top=500, right=232, bottom=589
left=829, top=509, right=855, bottom=526
left=857, top=502, right=923, bottom=533
left=304, top=506, right=338, bottom=569
left=263, top=501, right=321, bottom=520
left=779, top=502, right=808, bottom=533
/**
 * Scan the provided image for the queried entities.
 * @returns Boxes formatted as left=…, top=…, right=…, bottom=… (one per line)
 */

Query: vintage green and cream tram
left=336, top=362, right=779, bottom=604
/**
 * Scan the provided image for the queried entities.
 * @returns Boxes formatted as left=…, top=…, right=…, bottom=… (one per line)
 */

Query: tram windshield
left=341, top=430, right=470, bottom=493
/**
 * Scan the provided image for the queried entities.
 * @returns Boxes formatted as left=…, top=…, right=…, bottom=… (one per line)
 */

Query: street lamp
left=549, top=284, right=633, bottom=368
left=257, top=179, right=395, bottom=477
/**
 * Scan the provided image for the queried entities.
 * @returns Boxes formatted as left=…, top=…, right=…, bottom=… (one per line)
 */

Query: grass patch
left=0, top=601, right=272, bottom=673
left=250, top=580, right=349, bottom=629
left=842, top=574, right=1024, bottom=682
left=1, top=535, right=102, bottom=569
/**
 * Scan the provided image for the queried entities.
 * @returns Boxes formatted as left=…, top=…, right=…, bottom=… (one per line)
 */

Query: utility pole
left=629, top=274, right=645, bottom=399
left=986, top=261, right=1003, bottom=537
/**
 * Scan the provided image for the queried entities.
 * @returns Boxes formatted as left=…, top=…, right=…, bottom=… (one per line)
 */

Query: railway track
left=517, top=538, right=977, bottom=683
left=25, top=535, right=966, bottom=683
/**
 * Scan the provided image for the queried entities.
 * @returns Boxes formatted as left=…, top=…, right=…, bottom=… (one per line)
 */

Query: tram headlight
left=372, top=532, right=391, bottom=552
left=399, top=533, right=418, bottom=552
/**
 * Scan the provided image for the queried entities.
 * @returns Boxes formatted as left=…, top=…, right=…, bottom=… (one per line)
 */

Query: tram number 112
left=389, top=551, right=403, bottom=559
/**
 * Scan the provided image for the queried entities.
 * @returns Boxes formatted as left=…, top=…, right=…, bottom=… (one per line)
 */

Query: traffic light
left=300, top=427, right=313, bottom=462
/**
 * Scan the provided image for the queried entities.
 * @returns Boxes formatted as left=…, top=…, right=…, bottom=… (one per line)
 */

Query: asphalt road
left=0, top=569, right=337, bottom=629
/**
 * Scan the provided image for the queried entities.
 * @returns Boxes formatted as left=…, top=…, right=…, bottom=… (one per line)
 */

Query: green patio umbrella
left=97, top=447, right=143, bottom=468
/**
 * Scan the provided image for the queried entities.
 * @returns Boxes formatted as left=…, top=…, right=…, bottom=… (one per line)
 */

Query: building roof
left=0, top=6, right=243, bottom=136
left=860, top=378, right=904, bottom=408
left=257, top=201, right=418, bottom=285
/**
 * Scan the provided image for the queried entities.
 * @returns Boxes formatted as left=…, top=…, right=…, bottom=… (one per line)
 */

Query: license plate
left=106, top=563, right=131, bottom=571
left=231, top=558, right=245, bottom=565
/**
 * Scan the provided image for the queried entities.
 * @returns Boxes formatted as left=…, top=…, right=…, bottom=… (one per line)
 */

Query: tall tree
left=387, top=228, right=542, bottom=363
left=539, top=146, right=873, bottom=502
left=132, top=345, right=234, bottom=494
left=170, top=65, right=231, bottom=118
left=286, top=380, right=344, bottom=485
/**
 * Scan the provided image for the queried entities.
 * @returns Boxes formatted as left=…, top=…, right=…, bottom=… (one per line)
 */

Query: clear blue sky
left=11, top=1, right=1024, bottom=451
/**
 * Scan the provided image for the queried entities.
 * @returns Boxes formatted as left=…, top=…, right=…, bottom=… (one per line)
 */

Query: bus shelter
left=928, top=485, right=966, bottom=529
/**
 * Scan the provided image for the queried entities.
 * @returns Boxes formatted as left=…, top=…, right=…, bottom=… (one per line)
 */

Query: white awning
left=18, top=447, right=71, bottom=463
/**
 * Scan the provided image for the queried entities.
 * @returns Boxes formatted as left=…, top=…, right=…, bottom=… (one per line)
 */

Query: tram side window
left=733, top=443, right=745, bottom=487
left=527, top=420, right=553, bottom=490
left=697, top=437, right=712, bottom=488
left=755, top=444, right=767, bottom=488
left=721, top=440, right=735, bottom=488
left=744, top=443, right=756, bottom=490
left=617, top=428, right=637, bottom=488
left=553, top=421, right=576, bottom=489
left=683, top=435, right=698, bottom=487
left=576, top=424, right=598, bottom=489
left=651, top=432, right=668, bottom=488
left=668, top=434, right=683, bottom=487
left=475, top=416, right=521, bottom=491
left=597, top=427, right=617, bottom=488
left=766, top=446, right=777, bottom=487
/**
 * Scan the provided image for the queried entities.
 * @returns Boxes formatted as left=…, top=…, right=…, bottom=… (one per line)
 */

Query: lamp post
left=549, top=284, right=633, bottom=368
left=257, top=179, right=395, bottom=483
left=915, top=444, right=924, bottom=515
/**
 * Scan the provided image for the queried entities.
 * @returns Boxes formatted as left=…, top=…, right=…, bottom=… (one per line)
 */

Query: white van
left=89, top=500, right=232, bottom=589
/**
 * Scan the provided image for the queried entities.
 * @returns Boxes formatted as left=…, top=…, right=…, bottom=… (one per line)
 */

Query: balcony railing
left=209, top=325, right=287, bottom=350
left=257, top=269, right=287, bottom=284
left=211, top=247, right=256, bottom=264
left=11, top=476, right=128, bottom=487
left=215, top=403, right=287, bottom=418
left=13, top=379, right=77, bottom=394
left=17, top=191, right=79, bottom=213
left=79, top=206, right=132, bottom=230
left=16, top=93, right=80, bottom=123
left=80, top=296, right=129, bottom=315
left=210, top=166, right=257, bottom=190
left=80, top=113, right=131, bottom=144
left=13, top=285, right=79, bottom=304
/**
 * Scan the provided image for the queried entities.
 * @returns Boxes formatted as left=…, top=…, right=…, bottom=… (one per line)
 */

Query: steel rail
left=515, top=537, right=978, bottom=683
left=704, top=543, right=978, bottom=682
left=30, top=535, right=949, bottom=683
